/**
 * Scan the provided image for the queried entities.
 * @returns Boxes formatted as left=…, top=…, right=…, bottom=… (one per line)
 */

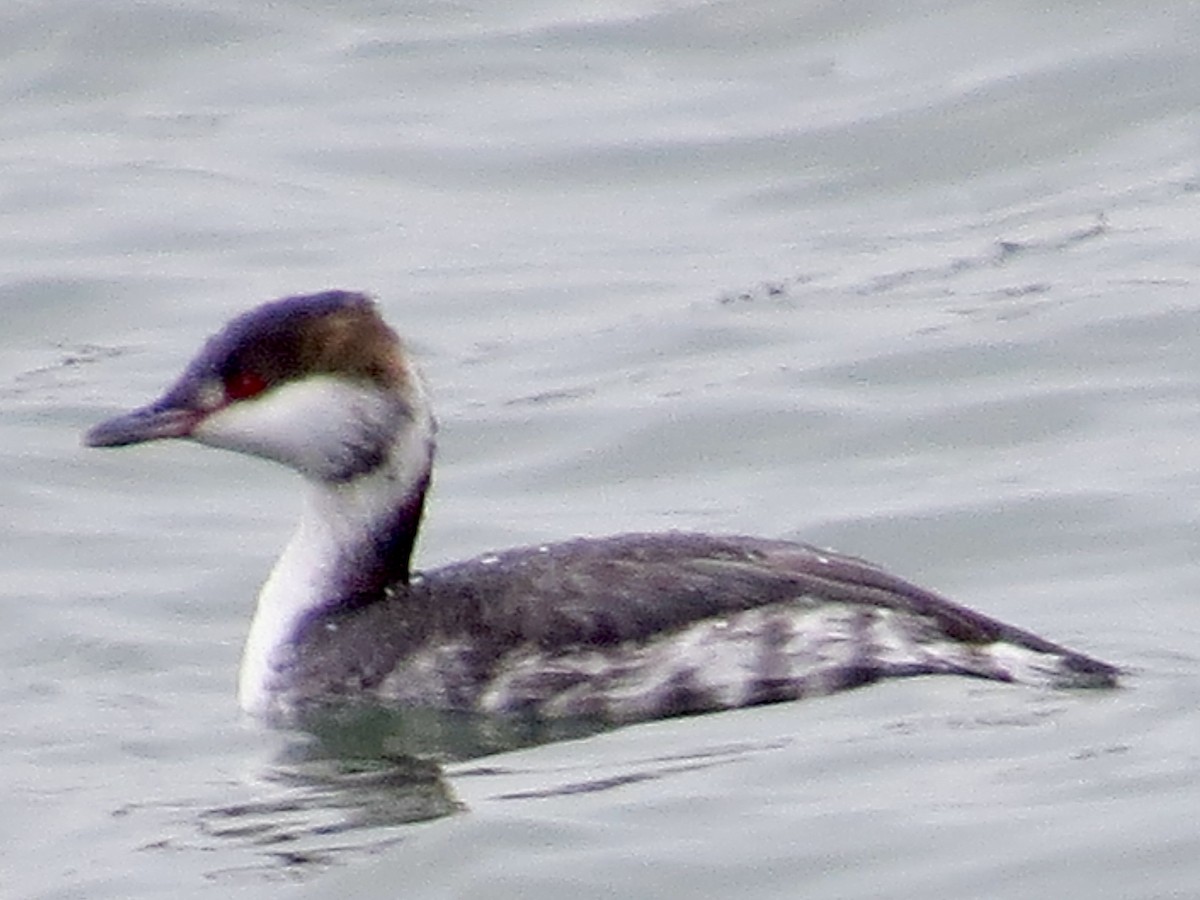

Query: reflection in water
left=195, top=753, right=455, bottom=882
left=192, top=704, right=610, bottom=883
left=456, top=736, right=794, bottom=802
left=116, top=744, right=459, bottom=886
left=291, top=703, right=612, bottom=763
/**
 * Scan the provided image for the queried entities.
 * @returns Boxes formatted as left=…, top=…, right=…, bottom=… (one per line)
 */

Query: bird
left=84, top=290, right=1118, bottom=723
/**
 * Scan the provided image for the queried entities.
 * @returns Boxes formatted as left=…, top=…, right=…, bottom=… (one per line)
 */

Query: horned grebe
left=84, top=291, right=1118, bottom=721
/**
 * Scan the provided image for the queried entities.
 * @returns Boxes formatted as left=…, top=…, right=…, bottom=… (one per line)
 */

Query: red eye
left=226, top=370, right=268, bottom=401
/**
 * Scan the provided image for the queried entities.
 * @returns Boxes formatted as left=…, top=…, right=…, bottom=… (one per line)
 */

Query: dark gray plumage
left=84, top=292, right=1119, bottom=723
left=284, top=532, right=1117, bottom=722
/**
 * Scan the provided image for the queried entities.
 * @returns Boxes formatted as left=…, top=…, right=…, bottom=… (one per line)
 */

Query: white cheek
left=191, top=378, right=392, bottom=479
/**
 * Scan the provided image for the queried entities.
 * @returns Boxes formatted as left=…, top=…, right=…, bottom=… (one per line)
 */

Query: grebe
left=84, top=291, right=1118, bottom=721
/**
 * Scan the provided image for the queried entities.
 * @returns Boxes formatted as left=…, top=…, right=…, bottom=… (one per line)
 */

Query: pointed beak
left=83, top=400, right=204, bottom=448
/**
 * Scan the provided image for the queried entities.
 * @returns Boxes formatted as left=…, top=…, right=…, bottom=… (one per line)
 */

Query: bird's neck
left=238, top=415, right=434, bottom=714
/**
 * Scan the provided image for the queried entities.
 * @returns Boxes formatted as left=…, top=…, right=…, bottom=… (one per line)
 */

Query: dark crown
left=174, top=291, right=411, bottom=402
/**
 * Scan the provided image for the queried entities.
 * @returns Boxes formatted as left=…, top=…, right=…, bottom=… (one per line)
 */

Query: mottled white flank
left=198, top=375, right=436, bottom=715
left=476, top=605, right=793, bottom=719
left=981, top=638, right=1071, bottom=685
left=376, top=642, right=480, bottom=708
left=473, top=601, right=1089, bottom=722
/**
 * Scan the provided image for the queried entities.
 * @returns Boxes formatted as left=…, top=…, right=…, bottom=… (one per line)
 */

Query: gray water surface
left=4, top=2, right=1200, bottom=898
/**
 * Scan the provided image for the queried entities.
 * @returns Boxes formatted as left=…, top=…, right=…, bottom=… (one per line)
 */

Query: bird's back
left=278, top=532, right=1118, bottom=721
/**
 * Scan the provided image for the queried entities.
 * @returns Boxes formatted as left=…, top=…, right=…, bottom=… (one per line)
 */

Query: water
left=4, top=1, right=1200, bottom=897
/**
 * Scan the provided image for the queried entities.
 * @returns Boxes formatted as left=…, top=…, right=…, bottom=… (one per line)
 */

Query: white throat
left=234, top=382, right=435, bottom=716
